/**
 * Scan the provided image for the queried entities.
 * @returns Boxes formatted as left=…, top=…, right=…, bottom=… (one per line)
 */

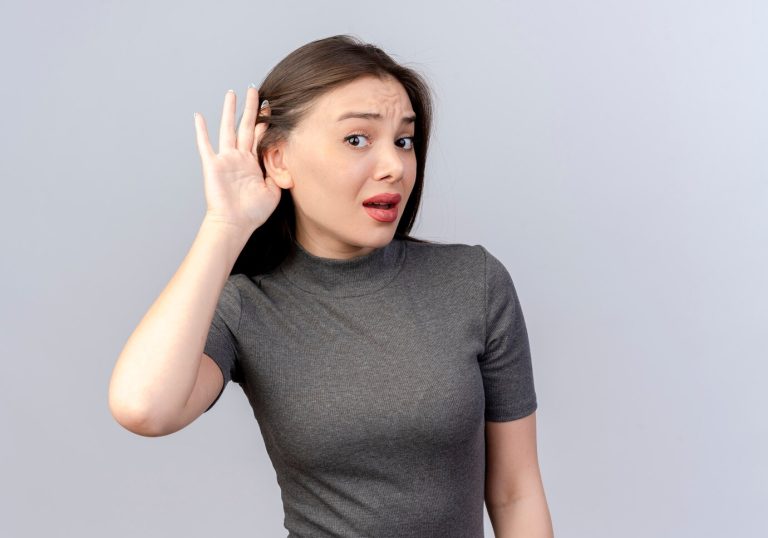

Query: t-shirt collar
left=278, top=237, right=406, bottom=298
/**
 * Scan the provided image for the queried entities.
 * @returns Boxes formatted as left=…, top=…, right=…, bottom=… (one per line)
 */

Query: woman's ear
left=262, top=140, right=294, bottom=190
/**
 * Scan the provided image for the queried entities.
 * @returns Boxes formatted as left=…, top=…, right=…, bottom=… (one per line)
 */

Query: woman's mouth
left=363, top=201, right=399, bottom=222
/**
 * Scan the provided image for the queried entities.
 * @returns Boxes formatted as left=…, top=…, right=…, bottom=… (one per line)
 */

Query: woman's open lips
left=362, top=194, right=401, bottom=223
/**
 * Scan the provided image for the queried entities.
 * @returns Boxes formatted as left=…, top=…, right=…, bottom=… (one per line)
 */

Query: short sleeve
left=202, top=276, right=242, bottom=413
left=478, top=246, right=538, bottom=421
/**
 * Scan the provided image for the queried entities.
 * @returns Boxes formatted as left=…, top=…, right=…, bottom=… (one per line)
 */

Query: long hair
left=232, top=34, right=438, bottom=276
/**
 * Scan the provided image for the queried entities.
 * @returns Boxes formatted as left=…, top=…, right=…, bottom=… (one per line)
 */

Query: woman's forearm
left=108, top=218, right=250, bottom=434
left=487, top=493, right=554, bottom=538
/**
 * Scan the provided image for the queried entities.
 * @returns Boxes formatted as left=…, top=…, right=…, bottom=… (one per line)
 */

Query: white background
left=1, top=1, right=766, bottom=536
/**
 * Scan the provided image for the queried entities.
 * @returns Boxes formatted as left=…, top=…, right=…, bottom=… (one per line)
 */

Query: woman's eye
left=345, top=133, right=372, bottom=148
left=397, top=137, right=415, bottom=150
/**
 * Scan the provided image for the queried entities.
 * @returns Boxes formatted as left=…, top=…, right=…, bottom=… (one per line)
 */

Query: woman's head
left=232, top=34, right=435, bottom=275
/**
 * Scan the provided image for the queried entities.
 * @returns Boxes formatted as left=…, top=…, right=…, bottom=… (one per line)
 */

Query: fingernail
left=248, top=82, right=257, bottom=88
left=227, top=89, right=234, bottom=93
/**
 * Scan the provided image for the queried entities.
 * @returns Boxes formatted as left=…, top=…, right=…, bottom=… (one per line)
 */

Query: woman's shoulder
left=402, top=238, right=515, bottom=281
left=223, top=272, right=278, bottom=297
left=403, top=236, right=485, bottom=254
left=402, top=237, right=488, bottom=271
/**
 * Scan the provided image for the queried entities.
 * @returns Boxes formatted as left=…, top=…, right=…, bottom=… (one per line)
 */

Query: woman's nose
left=375, top=142, right=406, bottom=182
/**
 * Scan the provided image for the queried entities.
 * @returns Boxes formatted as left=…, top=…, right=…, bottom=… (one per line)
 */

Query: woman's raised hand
left=194, top=86, right=282, bottom=235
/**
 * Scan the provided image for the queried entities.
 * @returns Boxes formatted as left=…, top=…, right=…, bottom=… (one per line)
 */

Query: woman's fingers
left=236, top=86, right=259, bottom=152
left=209, top=87, right=263, bottom=155
left=193, top=112, right=215, bottom=162
left=252, top=98, right=270, bottom=155
left=252, top=121, right=267, bottom=156
left=218, top=89, right=237, bottom=152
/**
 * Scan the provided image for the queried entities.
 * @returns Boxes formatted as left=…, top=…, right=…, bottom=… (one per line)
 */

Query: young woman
left=109, top=34, right=553, bottom=538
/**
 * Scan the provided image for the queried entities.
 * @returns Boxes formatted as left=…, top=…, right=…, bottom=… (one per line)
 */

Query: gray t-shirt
left=203, top=237, right=537, bottom=537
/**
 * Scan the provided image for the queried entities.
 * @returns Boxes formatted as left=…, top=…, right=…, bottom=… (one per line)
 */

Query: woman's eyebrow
left=336, top=111, right=417, bottom=125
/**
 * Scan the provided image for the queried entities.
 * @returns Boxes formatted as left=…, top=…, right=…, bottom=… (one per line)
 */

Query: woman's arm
left=109, top=86, right=281, bottom=436
left=485, top=412, right=554, bottom=537
left=108, top=218, right=249, bottom=436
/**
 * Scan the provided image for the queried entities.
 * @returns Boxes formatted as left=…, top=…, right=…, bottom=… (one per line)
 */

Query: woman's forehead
left=311, top=76, right=415, bottom=122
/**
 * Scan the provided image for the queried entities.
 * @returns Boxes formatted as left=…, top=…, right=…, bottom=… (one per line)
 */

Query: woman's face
left=269, top=75, right=418, bottom=259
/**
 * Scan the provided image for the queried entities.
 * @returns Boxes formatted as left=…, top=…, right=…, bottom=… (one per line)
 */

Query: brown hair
left=232, top=34, right=438, bottom=276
